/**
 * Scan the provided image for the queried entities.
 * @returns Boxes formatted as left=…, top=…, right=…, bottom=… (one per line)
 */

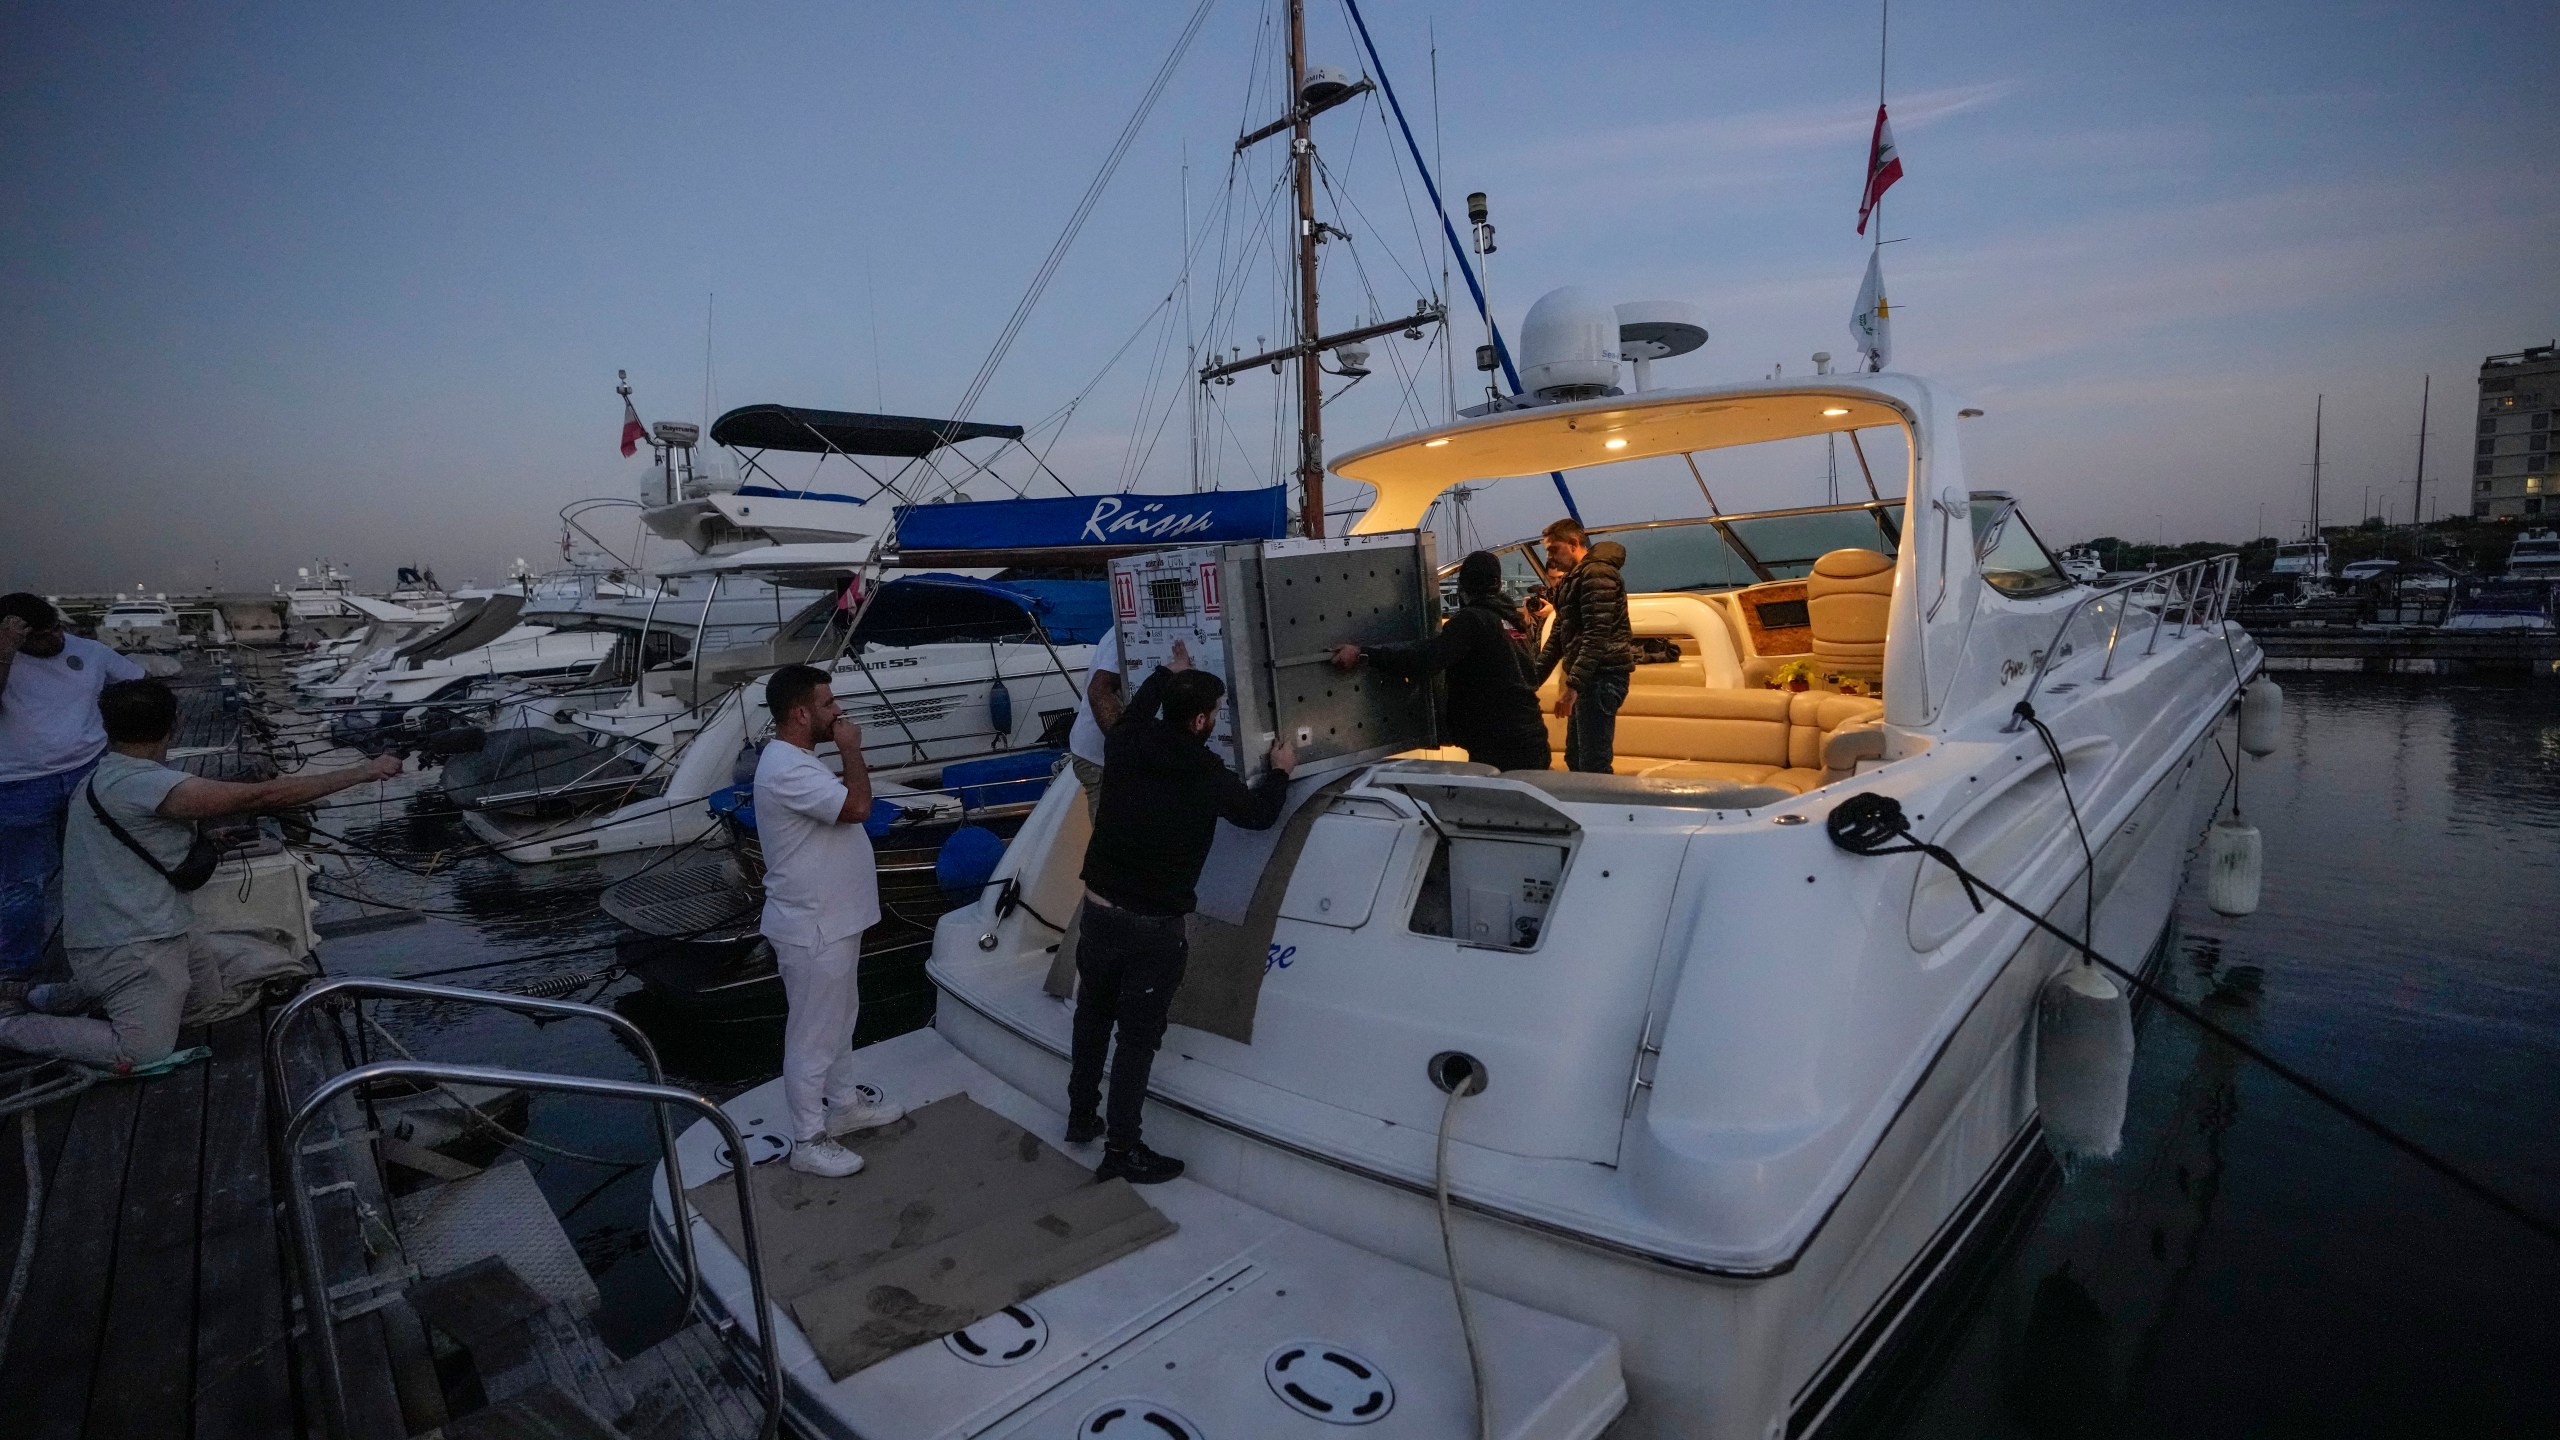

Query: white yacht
left=2267, top=539, right=2329, bottom=586
left=653, top=365, right=2259, bottom=1438
left=283, top=563, right=362, bottom=638
left=96, top=597, right=184, bottom=651
left=457, top=561, right=1095, bottom=865
left=449, top=404, right=1109, bottom=866
left=2501, top=528, right=2560, bottom=581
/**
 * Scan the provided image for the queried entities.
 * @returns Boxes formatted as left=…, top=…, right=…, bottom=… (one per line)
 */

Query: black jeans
left=1067, top=898, right=1188, bottom=1150
left=1470, top=736, right=1552, bottom=773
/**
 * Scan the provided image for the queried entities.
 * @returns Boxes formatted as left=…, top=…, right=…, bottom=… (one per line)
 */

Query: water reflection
left=1880, top=677, right=2560, bottom=1437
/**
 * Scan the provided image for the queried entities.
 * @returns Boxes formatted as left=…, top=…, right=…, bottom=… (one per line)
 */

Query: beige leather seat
left=1537, top=683, right=1884, bottom=793
left=1808, top=548, right=1894, bottom=679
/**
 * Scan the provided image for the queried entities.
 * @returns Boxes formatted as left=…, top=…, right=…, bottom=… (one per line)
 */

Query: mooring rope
left=1824, top=790, right=2560, bottom=1248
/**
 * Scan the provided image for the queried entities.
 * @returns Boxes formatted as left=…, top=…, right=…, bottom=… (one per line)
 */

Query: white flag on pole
left=1849, top=249, right=1891, bottom=371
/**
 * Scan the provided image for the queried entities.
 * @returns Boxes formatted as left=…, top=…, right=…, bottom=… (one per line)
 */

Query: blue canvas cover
left=892, top=488, right=1288, bottom=556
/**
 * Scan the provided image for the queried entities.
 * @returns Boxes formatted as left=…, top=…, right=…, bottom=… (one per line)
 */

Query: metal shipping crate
left=1108, top=532, right=1439, bottom=783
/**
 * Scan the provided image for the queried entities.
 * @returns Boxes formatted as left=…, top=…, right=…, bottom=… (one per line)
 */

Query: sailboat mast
left=2412, top=374, right=2430, bottom=532
left=2311, top=393, right=2324, bottom=542
left=1289, top=0, right=1325, bottom=535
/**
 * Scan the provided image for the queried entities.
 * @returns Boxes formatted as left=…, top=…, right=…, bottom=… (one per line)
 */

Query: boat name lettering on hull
left=1080, top=496, right=1227, bottom=545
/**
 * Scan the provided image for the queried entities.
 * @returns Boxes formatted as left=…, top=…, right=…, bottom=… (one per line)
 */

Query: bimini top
left=1332, top=374, right=1935, bottom=534
left=709, top=405, right=1025, bottom=457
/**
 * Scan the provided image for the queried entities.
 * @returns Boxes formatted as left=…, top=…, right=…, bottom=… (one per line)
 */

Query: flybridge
left=891, top=487, right=1289, bottom=565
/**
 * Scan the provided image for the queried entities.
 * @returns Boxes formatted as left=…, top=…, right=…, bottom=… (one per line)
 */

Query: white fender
left=2238, top=677, right=2283, bottom=757
left=2205, top=815, right=2263, bottom=917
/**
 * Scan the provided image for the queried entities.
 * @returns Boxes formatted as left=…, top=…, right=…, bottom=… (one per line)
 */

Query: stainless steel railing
left=265, top=977, right=702, bottom=1323
left=280, top=1061, right=783, bottom=1440
left=2005, top=553, right=2243, bottom=731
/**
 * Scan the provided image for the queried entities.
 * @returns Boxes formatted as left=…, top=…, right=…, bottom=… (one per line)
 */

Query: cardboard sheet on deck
left=686, top=1093, right=1174, bottom=1379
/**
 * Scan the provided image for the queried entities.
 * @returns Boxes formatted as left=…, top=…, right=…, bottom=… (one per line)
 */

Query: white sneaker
left=788, top=1137, right=865, bottom=1178
left=823, top=1084, right=907, bottom=1138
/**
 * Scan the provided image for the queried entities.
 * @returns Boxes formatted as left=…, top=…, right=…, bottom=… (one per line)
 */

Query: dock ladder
left=267, top=976, right=784, bottom=1440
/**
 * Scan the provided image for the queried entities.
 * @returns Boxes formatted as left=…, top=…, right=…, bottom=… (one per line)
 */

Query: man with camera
left=0, top=678, right=399, bottom=1069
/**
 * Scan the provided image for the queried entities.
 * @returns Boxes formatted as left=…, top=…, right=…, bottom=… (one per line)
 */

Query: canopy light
left=1424, top=438, right=1451, bottom=447
left=1603, top=438, right=1629, bottom=449
left=1821, top=407, right=1851, bottom=417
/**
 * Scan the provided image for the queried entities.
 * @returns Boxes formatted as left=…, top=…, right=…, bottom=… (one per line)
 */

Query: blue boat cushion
left=940, top=750, right=1066, bottom=811
left=706, top=780, right=907, bottom=837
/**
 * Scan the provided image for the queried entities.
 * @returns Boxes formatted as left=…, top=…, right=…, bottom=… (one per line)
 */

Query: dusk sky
left=4, top=0, right=2555, bottom=595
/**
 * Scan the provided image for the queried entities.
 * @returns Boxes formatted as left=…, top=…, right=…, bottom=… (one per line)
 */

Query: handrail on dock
left=2006, top=553, right=2244, bottom=732
left=282, top=1060, right=784, bottom=1440
left=264, top=976, right=702, bottom=1324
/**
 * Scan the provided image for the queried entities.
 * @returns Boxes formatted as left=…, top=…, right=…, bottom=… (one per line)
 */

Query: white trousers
left=774, top=933, right=866, bottom=1142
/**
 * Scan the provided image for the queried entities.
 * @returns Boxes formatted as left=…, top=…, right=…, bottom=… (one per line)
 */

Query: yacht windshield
left=1445, top=501, right=1907, bottom=598
left=1716, top=507, right=1904, bottom=579
left=1969, top=499, right=2072, bottom=597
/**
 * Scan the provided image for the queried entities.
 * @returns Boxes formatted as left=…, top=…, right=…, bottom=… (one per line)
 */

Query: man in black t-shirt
left=1069, top=642, right=1295, bottom=1183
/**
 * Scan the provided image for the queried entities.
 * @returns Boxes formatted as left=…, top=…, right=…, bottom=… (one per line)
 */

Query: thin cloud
left=1511, top=81, right=2019, bottom=172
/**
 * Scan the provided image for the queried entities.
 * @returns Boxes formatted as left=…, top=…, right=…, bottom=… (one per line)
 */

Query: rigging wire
left=940, top=0, right=1219, bottom=443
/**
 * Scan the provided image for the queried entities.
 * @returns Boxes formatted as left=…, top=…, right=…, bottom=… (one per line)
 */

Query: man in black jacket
left=1533, top=519, right=1636, bottom=773
left=1070, top=642, right=1295, bottom=1183
left=1328, top=551, right=1549, bottom=772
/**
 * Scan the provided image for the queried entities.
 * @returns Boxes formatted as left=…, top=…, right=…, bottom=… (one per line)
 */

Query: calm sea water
left=330, top=674, right=2560, bottom=1426
left=1874, top=673, right=2560, bottom=1437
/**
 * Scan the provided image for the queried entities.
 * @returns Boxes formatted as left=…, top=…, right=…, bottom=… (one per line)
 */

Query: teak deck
left=0, top=1007, right=427, bottom=1439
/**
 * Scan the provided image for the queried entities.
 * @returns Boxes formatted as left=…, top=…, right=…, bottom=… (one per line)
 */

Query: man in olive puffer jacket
left=1531, top=519, right=1635, bottom=773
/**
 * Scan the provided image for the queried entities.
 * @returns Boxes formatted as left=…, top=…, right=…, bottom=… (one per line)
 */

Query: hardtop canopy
left=1332, top=375, right=1942, bottom=534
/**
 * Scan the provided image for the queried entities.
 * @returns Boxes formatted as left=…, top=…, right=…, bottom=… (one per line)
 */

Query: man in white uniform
left=753, top=663, right=904, bottom=1178
left=0, top=594, right=145, bottom=980
left=1064, top=624, right=1122, bottom=816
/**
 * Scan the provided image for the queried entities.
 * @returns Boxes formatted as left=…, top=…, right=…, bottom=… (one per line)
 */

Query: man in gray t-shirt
left=0, top=679, right=396, bottom=1070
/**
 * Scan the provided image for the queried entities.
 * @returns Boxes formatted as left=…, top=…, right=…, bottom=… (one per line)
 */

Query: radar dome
left=1518, top=287, right=1620, bottom=402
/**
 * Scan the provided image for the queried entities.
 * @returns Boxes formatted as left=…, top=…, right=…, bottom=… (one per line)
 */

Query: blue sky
left=4, top=0, right=2555, bottom=593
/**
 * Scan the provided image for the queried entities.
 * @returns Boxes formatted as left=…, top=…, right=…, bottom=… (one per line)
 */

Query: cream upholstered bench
left=1536, top=681, right=1883, bottom=794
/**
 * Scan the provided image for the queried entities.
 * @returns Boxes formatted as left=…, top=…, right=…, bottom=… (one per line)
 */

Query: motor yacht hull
left=920, top=713, right=2220, bottom=1438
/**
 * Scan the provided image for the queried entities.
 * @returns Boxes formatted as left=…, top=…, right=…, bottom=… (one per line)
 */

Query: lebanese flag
left=619, top=395, right=647, bottom=457
left=1856, top=104, right=1904, bottom=235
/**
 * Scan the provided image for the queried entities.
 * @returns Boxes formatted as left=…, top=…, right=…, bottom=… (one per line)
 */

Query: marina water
left=331, top=673, right=2560, bottom=1432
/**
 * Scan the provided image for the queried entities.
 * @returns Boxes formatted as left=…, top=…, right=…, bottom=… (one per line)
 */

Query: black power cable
left=1825, top=789, right=2560, bottom=1250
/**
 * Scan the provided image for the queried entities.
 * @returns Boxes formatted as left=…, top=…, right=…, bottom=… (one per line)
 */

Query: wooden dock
left=2248, top=626, right=2560, bottom=673
left=0, top=1004, right=442, bottom=1438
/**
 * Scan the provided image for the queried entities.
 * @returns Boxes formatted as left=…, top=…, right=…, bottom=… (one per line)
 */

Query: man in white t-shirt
left=752, top=663, right=904, bottom=1178
left=1064, top=625, right=1123, bottom=816
left=0, top=594, right=145, bottom=978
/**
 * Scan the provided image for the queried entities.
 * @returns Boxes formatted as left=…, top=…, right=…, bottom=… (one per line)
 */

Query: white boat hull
left=924, top=715, right=2219, bottom=1437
